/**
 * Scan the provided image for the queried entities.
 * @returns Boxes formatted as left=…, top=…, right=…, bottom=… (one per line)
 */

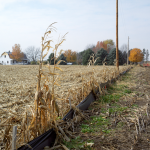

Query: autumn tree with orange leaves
left=64, top=49, right=77, bottom=63
left=92, top=41, right=106, bottom=53
left=92, top=39, right=115, bottom=54
left=129, top=48, right=143, bottom=63
left=10, top=44, right=24, bottom=61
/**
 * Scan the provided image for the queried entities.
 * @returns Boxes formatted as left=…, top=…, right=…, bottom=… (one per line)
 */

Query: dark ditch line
left=18, top=67, right=132, bottom=150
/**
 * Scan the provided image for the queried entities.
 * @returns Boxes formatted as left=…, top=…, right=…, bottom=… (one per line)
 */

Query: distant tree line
left=78, top=47, right=125, bottom=65
left=75, top=39, right=128, bottom=65
left=10, top=40, right=149, bottom=65
left=46, top=39, right=149, bottom=65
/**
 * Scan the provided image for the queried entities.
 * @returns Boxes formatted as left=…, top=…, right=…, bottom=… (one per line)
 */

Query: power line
left=119, top=0, right=129, bottom=51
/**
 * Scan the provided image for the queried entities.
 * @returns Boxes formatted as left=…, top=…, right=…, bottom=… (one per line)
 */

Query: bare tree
left=25, top=46, right=41, bottom=63
left=120, top=44, right=128, bottom=65
left=120, top=44, right=127, bottom=52
left=107, top=44, right=115, bottom=53
left=77, top=52, right=83, bottom=65
left=85, top=44, right=95, bottom=50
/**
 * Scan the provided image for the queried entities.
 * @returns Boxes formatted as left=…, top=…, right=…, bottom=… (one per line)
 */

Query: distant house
left=0, top=51, right=28, bottom=65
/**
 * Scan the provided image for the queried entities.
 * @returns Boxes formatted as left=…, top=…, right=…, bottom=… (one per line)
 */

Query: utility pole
left=116, top=0, right=119, bottom=70
left=127, top=36, right=129, bottom=65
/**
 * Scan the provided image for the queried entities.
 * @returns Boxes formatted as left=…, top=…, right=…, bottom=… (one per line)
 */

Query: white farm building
left=0, top=51, right=28, bottom=65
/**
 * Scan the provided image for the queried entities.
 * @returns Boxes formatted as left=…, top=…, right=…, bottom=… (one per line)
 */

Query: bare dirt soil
left=66, top=66, right=150, bottom=150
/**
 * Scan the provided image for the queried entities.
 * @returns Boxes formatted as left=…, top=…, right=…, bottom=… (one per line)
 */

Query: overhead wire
left=118, top=0, right=128, bottom=49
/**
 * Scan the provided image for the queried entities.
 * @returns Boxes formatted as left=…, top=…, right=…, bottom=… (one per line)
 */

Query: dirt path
left=62, top=66, right=150, bottom=150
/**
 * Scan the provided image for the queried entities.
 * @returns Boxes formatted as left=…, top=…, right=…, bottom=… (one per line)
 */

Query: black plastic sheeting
left=62, top=91, right=96, bottom=121
left=18, top=92, right=96, bottom=150
left=17, top=68, right=131, bottom=150
left=18, top=129, right=56, bottom=150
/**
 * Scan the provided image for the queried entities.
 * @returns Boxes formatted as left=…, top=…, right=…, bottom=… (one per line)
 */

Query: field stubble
left=0, top=65, right=129, bottom=148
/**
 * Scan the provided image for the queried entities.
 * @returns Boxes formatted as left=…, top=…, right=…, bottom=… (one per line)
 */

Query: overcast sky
left=0, top=0, right=150, bottom=60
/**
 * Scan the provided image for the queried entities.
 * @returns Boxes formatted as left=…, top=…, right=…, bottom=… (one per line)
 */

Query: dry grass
left=0, top=23, right=132, bottom=149
left=0, top=65, right=130, bottom=148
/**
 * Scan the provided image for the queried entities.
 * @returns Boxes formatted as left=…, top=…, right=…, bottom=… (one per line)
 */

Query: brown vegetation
left=0, top=65, right=130, bottom=149
left=9, top=44, right=24, bottom=61
left=0, top=24, right=130, bottom=149
left=64, top=49, right=77, bottom=63
left=72, top=66, right=150, bottom=150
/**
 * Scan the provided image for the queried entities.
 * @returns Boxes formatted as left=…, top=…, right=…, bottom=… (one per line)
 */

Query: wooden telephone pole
left=116, top=0, right=119, bottom=70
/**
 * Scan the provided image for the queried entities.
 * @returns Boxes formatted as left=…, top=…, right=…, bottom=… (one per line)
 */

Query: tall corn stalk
left=28, top=22, right=68, bottom=138
left=87, top=53, right=99, bottom=66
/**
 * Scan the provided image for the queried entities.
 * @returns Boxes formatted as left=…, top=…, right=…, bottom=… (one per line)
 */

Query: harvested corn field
left=0, top=65, right=130, bottom=149
left=71, top=66, right=150, bottom=150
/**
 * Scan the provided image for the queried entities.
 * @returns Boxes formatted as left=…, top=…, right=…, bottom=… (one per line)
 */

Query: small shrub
left=30, top=61, right=37, bottom=65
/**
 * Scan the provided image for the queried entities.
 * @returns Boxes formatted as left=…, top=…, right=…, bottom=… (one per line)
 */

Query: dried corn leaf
left=54, top=66, right=63, bottom=71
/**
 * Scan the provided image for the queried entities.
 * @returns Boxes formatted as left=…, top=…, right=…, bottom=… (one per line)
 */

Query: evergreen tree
left=142, top=49, right=146, bottom=63
left=82, top=48, right=94, bottom=65
left=146, top=49, right=149, bottom=63
left=107, top=48, right=123, bottom=65
left=122, top=51, right=127, bottom=65
left=95, top=48, right=108, bottom=65
left=57, top=53, right=67, bottom=65
left=47, top=53, right=54, bottom=65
